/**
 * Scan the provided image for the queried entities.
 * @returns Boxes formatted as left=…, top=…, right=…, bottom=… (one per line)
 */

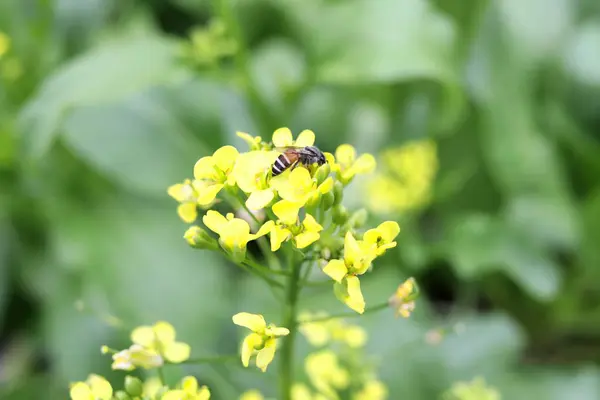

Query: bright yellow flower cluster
left=388, top=277, right=419, bottom=318
left=367, top=140, right=438, bottom=215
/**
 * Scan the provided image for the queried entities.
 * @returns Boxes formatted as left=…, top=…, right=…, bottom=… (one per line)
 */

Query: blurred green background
left=2, top=0, right=600, bottom=398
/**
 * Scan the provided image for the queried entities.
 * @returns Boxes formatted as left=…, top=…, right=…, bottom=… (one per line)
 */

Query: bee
left=271, top=145, right=327, bottom=177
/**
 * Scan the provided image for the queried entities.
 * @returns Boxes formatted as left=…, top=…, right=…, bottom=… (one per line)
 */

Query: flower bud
left=124, top=376, right=143, bottom=397
left=332, top=205, right=349, bottom=225
left=333, top=181, right=344, bottom=206
left=115, top=391, right=131, bottom=400
left=321, top=191, right=335, bottom=210
left=315, top=163, right=331, bottom=185
left=184, top=226, right=218, bottom=250
left=348, top=208, right=368, bottom=228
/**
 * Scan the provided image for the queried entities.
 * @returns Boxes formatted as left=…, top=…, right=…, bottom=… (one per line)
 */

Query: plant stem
left=157, top=366, right=166, bottom=386
left=279, top=251, right=301, bottom=400
left=298, top=302, right=389, bottom=323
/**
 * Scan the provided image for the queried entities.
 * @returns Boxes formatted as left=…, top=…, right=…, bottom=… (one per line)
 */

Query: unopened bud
left=124, top=376, right=143, bottom=397
left=333, top=181, right=344, bottom=206
left=348, top=208, right=368, bottom=228
left=321, top=191, right=335, bottom=210
left=315, top=163, right=331, bottom=185
left=332, top=205, right=349, bottom=225
left=184, top=226, right=218, bottom=250
left=115, top=391, right=131, bottom=400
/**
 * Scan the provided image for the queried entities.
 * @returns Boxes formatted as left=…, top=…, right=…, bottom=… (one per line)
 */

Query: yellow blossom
left=268, top=210, right=323, bottom=251
left=239, top=389, right=264, bottom=400
left=193, top=145, right=239, bottom=204
left=69, top=374, right=112, bottom=400
left=236, top=131, right=265, bottom=151
left=353, top=379, right=388, bottom=400
left=111, top=344, right=163, bottom=370
left=121, top=321, right=191, bottom=368
left=363, top=221, right=400, bottom=256
left=329, top=145, right=376, bottom=185
left=163, top=376, right=210, bottom=400
left=232, top=150, right=279, bottom=210
left=305, top=350, right=349, bottom=399
left=203, top=210, right=273, bottom=261
left=291, top=384, right=329, bottom=400
left=232, top=312, right=289, bottom=372
left=143, top=377, right=165, bottom=399
left=274, top=168, right=333, bottom=212
left=298, top=312, right=367, bottom=348
left=388, top=277, right=418, bottom=318
left=367, top=140, right=437, bottom=214
left=272, top=127, right=315, bottom=148
left=322, top=231, right=378, bottom=313
left=168, top=179, right=204, bottom=223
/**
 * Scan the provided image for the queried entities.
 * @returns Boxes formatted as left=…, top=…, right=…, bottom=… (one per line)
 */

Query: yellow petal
left=317, top=177, right=334, bottom=194
left=269, top=224, right=291, bottom=252
left=272, top=127, right=293, bottom=147
left=203, top=210, right=228, bottom=234
left=344, top=326, right=367, bottom=348
left=153, top=321, right=176, bottom=344
left=177, top=203, right=197, bottom=223
left=255, top=220, right=275, bottom=239
left=353, top=153, right=376, bottom=173
left=240, top=389, right=264, bottom=400
left=163, top=341, right=191, bottom=363
left=272, top=200, right=301, bottom=225
left=302, top=214, right=323, bottom=233
left=345, top=276, right=365, bottom=314
left=221, top=218, right=251, bottom=249
left=378, top=221, right=400, bottom=242
left=291, top=384, right=313, bottom=400
left=246, top=189, right=274, bottom=210
left=256, top=338, right=277, bottom=372
left=130, top=326, right=154, bottom=347
left=343, top=231, right=362, bottom=264
left=241, top=333, right=263, bottom=367
left=198, top=386, right=211, bottom=400
left=267, top=326, right=290, bottom=337
left=181, top=376, right=198, bottom=393
left=196, top=183, right=224, bottom=205
left=167, top=183, right=186, bottom=202
left=322, top=259, right=348, bottom=283
left=162, top=390, right=187, bottom=400
left=288, top=167, right=312, bottom=187
left=294, top=231, right=320, bottom=249
left=70, top=383, right=92, bottom=400
left=213, top=145, right=239, bottom=173
left=324, top=152, right=336, bottom=166
left=335, top=144, right=356, bottom=166
left=237, top=131, right=262, bottom=149
left=88, top=374, right=113, bottom=400
left=194, top=156, right=217, bottom=180
left=295, top=129, right=315, bottom=147
left=232, top=312, right=267, bottom=332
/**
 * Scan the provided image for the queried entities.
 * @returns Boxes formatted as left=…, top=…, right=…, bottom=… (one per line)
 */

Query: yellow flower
left=388, top=278, right=418, bottom=318
left=272, top=127, right=315, bottom=148
left=193, top=145, right=239, bottom=204
left=232, top=150, right=279, bottom=210
left=329, top=145, right=376, bottom=185
left=163, top=376, right=210, bottom=400
left=291, top=384, right=329, bottom=400
left=366, top=140, right=437, bottom=215
left=363, top=221, right=400, bottom=256
left=236, top=131, right=264, bottom=151
left=305, top=350, right=349, bottom=399
left=203, top=210, right=273, bottom=261
left=129, top=321, right=191, bottom=364
left=268, top=208, right=323, bottom=251
left=168, top=179, right=204, bottom=223
left=111, top=344, right=163, bottom=370
left=322, top=231, right=378, bottom=313
left=239, top=389, right=264, bottom=400
left=232, top=312, right=289, bottom=372
left=143, top=377, right=165, bottom=399
left=353, top=379, right=388, bottom=400
left=69, top=374, right=112, bottom=400
left=275, top=168, right=333, bottom=210
left=298, top=312, right=367, bottom=348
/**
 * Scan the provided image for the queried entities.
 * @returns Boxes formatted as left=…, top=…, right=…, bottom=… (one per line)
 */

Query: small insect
left=271, top=145, right=327, bottom=177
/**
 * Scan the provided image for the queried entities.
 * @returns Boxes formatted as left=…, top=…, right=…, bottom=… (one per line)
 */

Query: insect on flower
left=271, top=145, right=327, bottom=177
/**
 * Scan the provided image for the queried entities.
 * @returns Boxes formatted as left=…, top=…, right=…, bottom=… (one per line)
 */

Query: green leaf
left=447, top=214, right=561, bottom=301
left=61, top=88, right=207, bottom=197
left=18, top=35, right=184, bottom=160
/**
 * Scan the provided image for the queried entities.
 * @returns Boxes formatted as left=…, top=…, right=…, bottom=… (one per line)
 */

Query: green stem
left=279, top=250, right=301, bottom=400
left=298, top=302, right=389, bottom=323
left=157, top=366, right=166, bottom=386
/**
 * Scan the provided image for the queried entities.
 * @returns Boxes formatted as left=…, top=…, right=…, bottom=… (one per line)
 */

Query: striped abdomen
left=272, top=150, right=299, bottom=177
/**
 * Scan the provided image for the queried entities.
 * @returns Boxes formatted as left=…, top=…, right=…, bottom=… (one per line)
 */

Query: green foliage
left=2, top=0, right=600, bottom=398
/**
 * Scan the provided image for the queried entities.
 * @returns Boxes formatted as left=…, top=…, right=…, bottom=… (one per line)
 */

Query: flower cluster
left=366, top=140, right=438, bottom=215
left=388, top=277, right=419, bottom=318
